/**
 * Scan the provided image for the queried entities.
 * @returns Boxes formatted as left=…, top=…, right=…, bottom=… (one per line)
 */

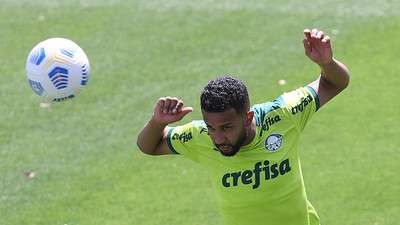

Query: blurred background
left=1, top=0, right=399, bottom=224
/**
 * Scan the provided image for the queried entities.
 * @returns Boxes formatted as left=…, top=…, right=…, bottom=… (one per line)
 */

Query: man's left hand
left=303, top=28, right=333, bottom=66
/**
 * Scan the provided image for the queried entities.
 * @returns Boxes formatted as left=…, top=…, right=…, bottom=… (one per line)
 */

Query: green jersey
left=167, top=86, right=321, bottom=225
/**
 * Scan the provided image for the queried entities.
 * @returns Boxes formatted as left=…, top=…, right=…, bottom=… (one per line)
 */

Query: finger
left=322, top=35, right=331, bottom=44
left=178, top=107, right=193, bottom=118
left=316, top=31, right=324, bottom=40
left=163, top=97, right=171, bottom=113
left=303, top=39, right=312, bottom=55
left=173, top=100, right=183, bottom=114
left=311, top=28, right=318, bottom=38
left=168, top=98, right=179, bottom=113
left=157, top=97, right=166, bottom=112
left=304, top=29, right=311, bottom=41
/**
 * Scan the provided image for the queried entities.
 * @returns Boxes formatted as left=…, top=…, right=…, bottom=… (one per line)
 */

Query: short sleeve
left=166, top=121, right=208, bottom=162
left=278, top=86, right=320, bottom=131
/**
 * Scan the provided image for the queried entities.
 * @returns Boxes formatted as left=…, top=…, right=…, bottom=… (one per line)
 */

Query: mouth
left=218, top=145, right=232, bottom=153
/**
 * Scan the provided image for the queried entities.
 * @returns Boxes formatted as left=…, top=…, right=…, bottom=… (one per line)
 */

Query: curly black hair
left=201, top=76, right=249, bottom=113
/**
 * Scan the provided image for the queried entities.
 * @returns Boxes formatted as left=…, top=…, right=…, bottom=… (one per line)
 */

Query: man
left=137, top=28, right=350, bottom=225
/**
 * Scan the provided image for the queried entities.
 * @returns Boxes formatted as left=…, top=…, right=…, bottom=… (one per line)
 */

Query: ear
left=245, top=111, right=254, bottom=125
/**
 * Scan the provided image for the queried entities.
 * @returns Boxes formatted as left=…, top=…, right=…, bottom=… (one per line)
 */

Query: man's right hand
left=152, top=97, right=193, bottom=126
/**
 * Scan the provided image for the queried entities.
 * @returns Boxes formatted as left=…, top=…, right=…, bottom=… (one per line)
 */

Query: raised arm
left=137, top=97, right=193, bottom=155
left=303, top=28, right=350, bottom=108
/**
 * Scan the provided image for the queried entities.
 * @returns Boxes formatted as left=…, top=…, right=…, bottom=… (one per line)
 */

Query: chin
left=219, top=148, right=240, bottom=157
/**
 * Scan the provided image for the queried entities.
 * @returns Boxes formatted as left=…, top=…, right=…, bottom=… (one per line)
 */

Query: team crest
left=265, top=134, right=283, bottom=152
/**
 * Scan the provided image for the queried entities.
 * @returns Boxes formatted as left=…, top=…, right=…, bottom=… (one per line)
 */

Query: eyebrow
left=205, top=122, right=233, bottom=128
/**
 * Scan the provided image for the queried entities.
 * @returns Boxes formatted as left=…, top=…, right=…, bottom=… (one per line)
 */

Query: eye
left=222, top=126, right=232, bottom=131
left=207, top=125, right=216, bottom=133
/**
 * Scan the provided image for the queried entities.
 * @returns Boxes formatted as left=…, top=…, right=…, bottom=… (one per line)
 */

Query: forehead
left=202, top=108, right=243, bottom=126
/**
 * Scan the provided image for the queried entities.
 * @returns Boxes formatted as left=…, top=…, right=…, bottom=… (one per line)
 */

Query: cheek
left=227, top=129, right=243, bottom=142
left=208, top=133, right=220, bottom=143
left=208, top=133, right=216, bottom=142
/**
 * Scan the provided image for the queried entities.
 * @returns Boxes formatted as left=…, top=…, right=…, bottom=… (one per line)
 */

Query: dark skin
left=137, top=28, right=350, bottom=156
left=202, top=108, right=255, bottom=156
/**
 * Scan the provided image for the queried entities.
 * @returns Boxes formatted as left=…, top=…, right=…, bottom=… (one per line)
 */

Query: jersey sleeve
left=166, top=121, right=206, bottom=162
left=278, top=86, right=320, bottom=131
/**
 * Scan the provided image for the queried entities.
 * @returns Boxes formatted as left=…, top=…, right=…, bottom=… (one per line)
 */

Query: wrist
left=149, top=116, right=168, bottom=128
left=318, top=57, right=335, bottom=68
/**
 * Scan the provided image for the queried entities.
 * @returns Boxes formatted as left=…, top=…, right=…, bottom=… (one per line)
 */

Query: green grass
left=1, top=0, right=399, bottom=224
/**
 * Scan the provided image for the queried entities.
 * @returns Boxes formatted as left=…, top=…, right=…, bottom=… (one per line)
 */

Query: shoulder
left=251, top=86, right=320, bottom=128
left=169, top=120, right=207, bottom=134
left=167, top=120, right=209, bottom=144
left=191, top=120, right=208, bottom=134
left=251, top=100, right=283, bottom=126
left=166, top=120, right=213, bottom=158
left=280, top=86, right=320, bottom=113
left=252, top=87, right=320, bottom=115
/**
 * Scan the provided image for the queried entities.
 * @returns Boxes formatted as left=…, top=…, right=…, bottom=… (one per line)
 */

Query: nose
left=212, top=131, right=226, bottom=145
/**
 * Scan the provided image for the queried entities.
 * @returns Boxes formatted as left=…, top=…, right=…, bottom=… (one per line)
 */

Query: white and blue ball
left=26, top=38, right=90, bottom=102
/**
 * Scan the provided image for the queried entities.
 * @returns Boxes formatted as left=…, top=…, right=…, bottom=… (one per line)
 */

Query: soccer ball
left=26, top=38, right=90, bottom=102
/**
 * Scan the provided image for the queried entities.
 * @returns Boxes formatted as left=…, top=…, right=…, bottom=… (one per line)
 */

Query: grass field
left=1, top=0, right=399, bottom=224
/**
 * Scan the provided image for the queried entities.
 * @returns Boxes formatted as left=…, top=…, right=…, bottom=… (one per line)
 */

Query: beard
left=216, top=129, right=247, bottom=157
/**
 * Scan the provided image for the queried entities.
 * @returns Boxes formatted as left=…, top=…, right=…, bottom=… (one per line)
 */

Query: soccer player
left=137, top=28, right=350, bottom=225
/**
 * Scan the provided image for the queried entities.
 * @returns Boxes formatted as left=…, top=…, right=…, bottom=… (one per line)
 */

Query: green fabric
left=167, top=87, right=321, bottom=225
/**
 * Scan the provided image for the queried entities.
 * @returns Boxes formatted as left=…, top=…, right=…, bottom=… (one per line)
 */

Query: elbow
left=336, top=76, right=350, bottom=94
left=136, top=140, right=157, bottom=156
left=339, top=73, right=350, bottom=91
left=341, top=70, right=350, bottom=91
left=332, top=69, right=351, bottom=92
left=323, top=60, right=350, bottom=92
left=341, top=63, right=351, bottom=90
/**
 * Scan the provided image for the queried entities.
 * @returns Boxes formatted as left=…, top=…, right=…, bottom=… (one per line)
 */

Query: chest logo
left=265, top=134, right=283, bottom=152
